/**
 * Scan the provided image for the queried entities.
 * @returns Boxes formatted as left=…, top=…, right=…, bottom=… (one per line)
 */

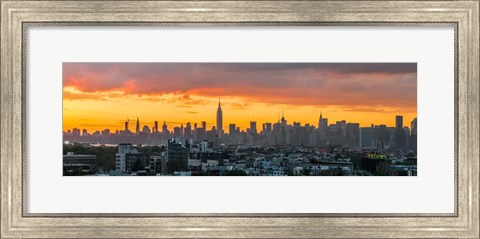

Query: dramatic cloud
left=63, top=63, right=417, bottom=108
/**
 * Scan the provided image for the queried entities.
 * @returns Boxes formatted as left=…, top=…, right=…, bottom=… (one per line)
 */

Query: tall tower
left=162, top=121, right=168, bottom=134
left=216, top=97, right=223, bottom=137
left=395, top=115, right=403, bottom=129
left=136, top=117, right=140, bottom=134
left=395, top=115, right=406, bottom=148
left=318, top=112, right=322, bottom=128
left=281, top=109, right=287, bottom=126
left=250, top=121, right=257, bottom=134
left=411, top=117, right=417, bottom=136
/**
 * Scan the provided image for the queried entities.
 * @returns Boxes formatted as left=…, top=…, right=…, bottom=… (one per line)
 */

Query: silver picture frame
left=1, top=1, right=478, bottom=238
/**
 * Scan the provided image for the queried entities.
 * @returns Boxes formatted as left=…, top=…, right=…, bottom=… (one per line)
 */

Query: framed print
left=1, top=0, right=479, bottom=238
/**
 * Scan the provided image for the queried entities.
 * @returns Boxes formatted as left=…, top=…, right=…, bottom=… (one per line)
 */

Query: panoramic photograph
left=63, top=63, right=417, bottom=176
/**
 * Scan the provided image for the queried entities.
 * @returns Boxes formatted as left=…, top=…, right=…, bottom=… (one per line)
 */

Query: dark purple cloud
left=63, top=62, right=417, bottom=109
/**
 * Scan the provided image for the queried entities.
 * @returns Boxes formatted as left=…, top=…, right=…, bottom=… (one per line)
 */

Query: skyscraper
left=250, top=121, right=257, bottom=134
left=185, top=122, right=192, bottom=139
left=142, top=125, right=151, bottom=134
left=173, top=127, right=181, bottom=138
left=411, top=117, right=417, bottom=135
left=216, top=98, right=223, bottom=137
left=229, top=124, right=236, bottom=135
left=162, top=121, right=168, bottom=134
left=154, top=121, right=158, bottom=133
left=124, top=120, right=129, bottom=132
left=318, top=113, right=323, bottom=129
left=395, top=115, right=403, bottom=129
left=360, top=126, right=375, bottom=149
left=395, top=115, right=406, bottom=148
left=135, top=117, right=140, bottom=134
left=410, top=117, right=418, bottom=151
left=281, top=110, right=287, bottom=126
left=264, top=123, right=272, bottom=132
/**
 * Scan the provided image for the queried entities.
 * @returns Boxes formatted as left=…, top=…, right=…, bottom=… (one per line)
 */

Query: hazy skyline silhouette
left=63, top=63, right=417, bottom=132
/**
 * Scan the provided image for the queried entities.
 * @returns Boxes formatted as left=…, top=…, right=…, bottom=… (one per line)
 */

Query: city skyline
left=64, top=110, right=416, bottom=135
left=63, top=63, right=417, bottom=132
left=63, top=108, right=417, bottom=176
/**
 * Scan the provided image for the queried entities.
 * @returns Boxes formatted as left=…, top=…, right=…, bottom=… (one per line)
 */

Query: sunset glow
left=63, top=63, right=417, bottom=133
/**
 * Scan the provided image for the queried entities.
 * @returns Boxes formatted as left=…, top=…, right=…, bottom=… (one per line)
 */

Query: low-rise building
left=63, top=152, right=96, bottom=175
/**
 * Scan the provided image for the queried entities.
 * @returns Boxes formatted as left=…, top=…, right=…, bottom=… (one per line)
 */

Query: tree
left=352, top=155, right=362, bottom=170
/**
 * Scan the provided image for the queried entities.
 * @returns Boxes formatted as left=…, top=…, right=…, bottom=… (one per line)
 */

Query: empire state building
left=216, top=98, right=223, bottom=137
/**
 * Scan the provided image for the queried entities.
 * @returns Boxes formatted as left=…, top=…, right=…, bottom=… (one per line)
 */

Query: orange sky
left=63, top=63, right=417, bottom=133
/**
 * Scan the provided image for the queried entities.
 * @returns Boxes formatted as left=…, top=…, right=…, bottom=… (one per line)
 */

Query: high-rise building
left=409, top=117, right=418, bottom=151
left=142, top=125, right=150, bottom=134
left=375, top=124, right=390, bottom=145
left=360, top=127, right=375, bottom=149
left=318, top=113, right=323, bottom=129
left=167, top=139, right=189, bottom=172
left=135, top=117, right=140, bottom=134
left=162, top=121, right=169, bottom=134
left=196, top=127, right=206, bottom=141
left=336, top=120, right=347, bottom=137
left=281, top=110, right=287, bottom=126
left=101, top=129, right=110, bottom=136
left=318, top=114, right=328, bottom=142
left=72, top=128, right=81, bottom=136
left=395, top=115, right=406, bottom=148
left=125, top=153, right=150, bottom=174
left=346, top=123, right=360, bottom=147
left=201, top=121, right=206, bottom=130
left=411, top=117, right=417, bottom=135
left=154, top=121, right=158, bottom=133
left=116, top=144, right=150, bottom=174
left=250, top=121, right=257, bottom=134
left=229, top=124, right=236, bottom=135
left=216, top=98, right=223, bottom=137
left=320, top=118, right=328, bottom=128
left=264, top=123, right=272, bottom=132
left=124, top=120, right=129, bottom=132
left=173, top=127, right=181, bottom=138
left=185, top=122, right=192, bottom=139
left=395, top=115, right=403, bottom=129
left=115, top=143, right=139, bottom=172
left=403, top=126, right=410, bottom=137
